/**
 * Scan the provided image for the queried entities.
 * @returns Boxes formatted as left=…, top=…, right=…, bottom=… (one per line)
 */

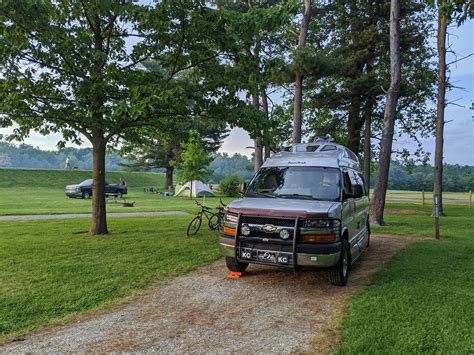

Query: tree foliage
left=219, top=173, right=242, bottom=196
left=0, top=0, right=254, bottom=234
left=172, top=131, right=212, bottom=187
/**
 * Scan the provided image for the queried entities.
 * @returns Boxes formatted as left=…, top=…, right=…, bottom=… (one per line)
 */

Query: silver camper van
left=219, top=137, right=370, bottom=286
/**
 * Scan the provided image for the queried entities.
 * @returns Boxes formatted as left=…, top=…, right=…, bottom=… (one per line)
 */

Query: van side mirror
left=239, top=182, right=247, bottom=196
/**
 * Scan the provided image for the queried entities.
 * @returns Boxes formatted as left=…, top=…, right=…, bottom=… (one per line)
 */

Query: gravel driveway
left=1, top=235, right=419, bottom=353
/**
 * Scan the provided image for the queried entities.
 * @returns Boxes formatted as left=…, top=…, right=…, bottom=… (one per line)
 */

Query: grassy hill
left=0, top=168, right=229, bottom=216
left=0, top=168, right=164, bottom=189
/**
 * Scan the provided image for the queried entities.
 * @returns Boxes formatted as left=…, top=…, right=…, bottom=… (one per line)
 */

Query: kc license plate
left=240, top=248, right=290, bottom=265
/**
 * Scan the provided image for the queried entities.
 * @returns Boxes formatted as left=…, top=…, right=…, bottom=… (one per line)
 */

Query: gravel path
left=0, top=211, right=188, bottom=221
left=1, top=235, right=420, bottom=353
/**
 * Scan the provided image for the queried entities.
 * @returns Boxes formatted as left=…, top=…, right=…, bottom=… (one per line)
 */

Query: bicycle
left=187, top=200, right=220, bottom=237
left=214, top=199, right=227, bottom=231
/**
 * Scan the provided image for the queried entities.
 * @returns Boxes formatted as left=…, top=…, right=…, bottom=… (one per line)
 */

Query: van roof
left=262, top=143, right=360, bottom=170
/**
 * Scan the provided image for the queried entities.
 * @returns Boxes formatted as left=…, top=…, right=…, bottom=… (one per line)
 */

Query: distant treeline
left=379, top=161, right=474, bottom=192
left=1, top=142, right=472, bottom=191
left=0, top=141, right=128, bottom=171
left=209, top=153, right=254, bottom=183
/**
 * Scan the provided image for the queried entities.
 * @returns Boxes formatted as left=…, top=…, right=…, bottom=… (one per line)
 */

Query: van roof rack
left=313, top=134, right=333, bottom=144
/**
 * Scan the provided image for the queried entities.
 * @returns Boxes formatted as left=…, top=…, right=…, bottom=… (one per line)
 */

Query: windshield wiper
left=277, top=193, right=320, bottom=200
left=246, top=191, right=277, bottom=198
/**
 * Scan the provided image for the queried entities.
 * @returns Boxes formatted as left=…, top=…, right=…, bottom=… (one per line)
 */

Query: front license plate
left=240, top=248, right=291, bottom=265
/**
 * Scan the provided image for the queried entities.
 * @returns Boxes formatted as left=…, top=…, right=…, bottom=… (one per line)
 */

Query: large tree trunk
left=88, top=13, right=108, bottom=235
left=292, top=0, right=312, bottom=144
left=347, top=95, right=362, bottom=156
left=369, top=0, right=401, bottom=226
left=89, top=136, right=108, bottom=235
left=165, top=166, right=174, bottom=189
left=363, top=105, right=372, bottom=192
left=261, top=90, right=271, bottom=161
left=254, top=137, right=263, bottom=172
left=433, top=4, right=448, bottom=216
left=252, top=93, right=263, bottom=171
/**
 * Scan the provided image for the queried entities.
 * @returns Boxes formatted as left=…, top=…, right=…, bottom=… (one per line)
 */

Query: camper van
left=219, top=137, right=370, bottom=286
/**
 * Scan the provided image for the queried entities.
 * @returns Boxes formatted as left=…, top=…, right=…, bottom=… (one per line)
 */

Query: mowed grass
left=0, top=216, right=221, bottom=343
left=338, top=203, right=474, bottom=354
left=0, top=168, right=233, bottom=215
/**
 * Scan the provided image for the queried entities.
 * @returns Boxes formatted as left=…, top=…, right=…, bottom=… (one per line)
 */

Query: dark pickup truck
left=65, top=179, right=127, bottom=199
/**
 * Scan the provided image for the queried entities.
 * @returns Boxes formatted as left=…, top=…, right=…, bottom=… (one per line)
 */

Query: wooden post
left=469, top=190, right=472, bottom=209
left=434, top=195, right=440, bottom=240
left=422, top=190, right=425, bottom=206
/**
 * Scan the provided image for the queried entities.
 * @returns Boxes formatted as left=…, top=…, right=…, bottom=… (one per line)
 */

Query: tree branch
left=79, top=0, right=97, bottom=36
left=167, top=20, right=187, bottom=82
left=447, top=53, right=474, bottom=66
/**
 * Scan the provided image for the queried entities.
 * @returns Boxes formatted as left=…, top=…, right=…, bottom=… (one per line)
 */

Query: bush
left=219, top=174, right=241, bottom=197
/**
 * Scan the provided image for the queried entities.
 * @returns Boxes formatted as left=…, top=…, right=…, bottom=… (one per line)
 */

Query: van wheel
left=225, top=256, right=248, bottom=272
left=329, top=239, right=350, bottom=286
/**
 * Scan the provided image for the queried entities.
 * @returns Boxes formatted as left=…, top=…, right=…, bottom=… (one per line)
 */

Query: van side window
left=342, top=171, right=352, bottom=193
left=357, top=173, right=368, bottom=196
left=348, top=170, right=359, bottom=186
left=321, top=145, right=337, bottom=151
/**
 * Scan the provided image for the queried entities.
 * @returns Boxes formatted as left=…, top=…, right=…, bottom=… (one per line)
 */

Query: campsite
left=0, top=167, right=473, bottom=353
left=0, top=0, right=473, bottom=353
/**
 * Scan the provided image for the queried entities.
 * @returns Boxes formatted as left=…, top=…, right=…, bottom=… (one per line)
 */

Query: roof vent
left=313, top=134, right=333, bottom=144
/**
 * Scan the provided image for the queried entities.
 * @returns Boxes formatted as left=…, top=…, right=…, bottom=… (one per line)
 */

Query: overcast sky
left=1, top=19, right=473, bottom=166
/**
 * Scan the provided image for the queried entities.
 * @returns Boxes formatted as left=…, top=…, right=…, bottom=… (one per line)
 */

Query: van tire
left=225, top=256, right=248, bottom=272
left=329, top=239, right=350, bottom=286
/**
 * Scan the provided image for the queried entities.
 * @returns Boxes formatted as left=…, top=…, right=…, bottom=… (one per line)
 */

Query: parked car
left=65, top=179, right=128, bottom=199
left=219, top=136, right=370, bottom=286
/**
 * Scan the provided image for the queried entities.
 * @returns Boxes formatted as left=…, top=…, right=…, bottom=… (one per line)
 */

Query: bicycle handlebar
left=195, top=200, right=212, bottom=211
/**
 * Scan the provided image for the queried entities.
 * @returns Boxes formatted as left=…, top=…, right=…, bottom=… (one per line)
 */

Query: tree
left=120, top=115, right=227, bottom=189
left=304, top=0, right=435, bottom=162
left=434, top=0, right=449, bottom=216
left=370, top=0, right=401, bottom=226
left=172, top=131, right=212, bottom=199
left=292, top=0, right=312, bottom=144
left=0, top=1, right=234, bottom=234
left=213, top=0, right=294, bottom=171
left=219, top=174, right=242, bottom=196
left=432, top=0, right=473, bottom=216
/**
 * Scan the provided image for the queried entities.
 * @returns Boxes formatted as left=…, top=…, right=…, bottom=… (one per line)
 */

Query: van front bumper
left=219, top=235, right=341, bottom=268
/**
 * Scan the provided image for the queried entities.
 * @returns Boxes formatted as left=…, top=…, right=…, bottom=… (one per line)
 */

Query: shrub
left=220, top=174, right=241, bottom=197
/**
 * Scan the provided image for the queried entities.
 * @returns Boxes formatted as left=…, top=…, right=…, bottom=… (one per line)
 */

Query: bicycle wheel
left=187, top=216, right=202, bottom=237
left=208, top=213, right=219, bottom=230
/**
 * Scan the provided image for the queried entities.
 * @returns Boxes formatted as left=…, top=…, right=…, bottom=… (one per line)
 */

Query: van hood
left=227, top=197, right=340, bottom=219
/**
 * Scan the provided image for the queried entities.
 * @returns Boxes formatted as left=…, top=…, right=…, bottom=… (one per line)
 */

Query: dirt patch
left=0, top=235, right=421, bottom=353
left=385, top=208, right=429, bottom=215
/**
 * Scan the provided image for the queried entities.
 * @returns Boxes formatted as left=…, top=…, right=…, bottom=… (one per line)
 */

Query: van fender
left=340, top=226, right=349, bottom=241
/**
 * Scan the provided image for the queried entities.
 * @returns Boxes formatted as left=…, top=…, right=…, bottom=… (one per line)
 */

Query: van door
left=341, top=170, right=357, bottom=240
left=347, top=170, right=365, bottom=241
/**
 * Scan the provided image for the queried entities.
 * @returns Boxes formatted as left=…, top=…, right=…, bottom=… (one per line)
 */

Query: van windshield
left=245, top=166, right=340, bottom=201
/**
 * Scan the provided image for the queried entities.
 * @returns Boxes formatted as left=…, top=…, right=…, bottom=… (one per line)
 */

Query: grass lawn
left=0, top=168, right=234, bottom=215
left=338, top=203, right=474, bottom=353
left=0, top=215, right=221, bottom=343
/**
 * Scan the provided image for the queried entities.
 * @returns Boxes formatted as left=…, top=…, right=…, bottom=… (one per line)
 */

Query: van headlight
left=224, top=212, right=238, bottom=224
left=299, top=219, right=341, bottom=243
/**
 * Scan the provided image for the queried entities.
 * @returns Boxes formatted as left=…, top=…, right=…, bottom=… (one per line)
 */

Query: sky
left=1, top=18, right=473, bottom=166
